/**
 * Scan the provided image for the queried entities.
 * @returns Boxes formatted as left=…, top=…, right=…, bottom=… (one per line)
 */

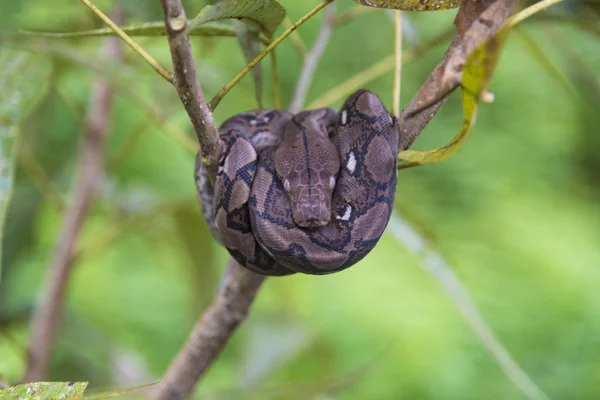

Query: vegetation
left=1, top=0, right=599, bottom=398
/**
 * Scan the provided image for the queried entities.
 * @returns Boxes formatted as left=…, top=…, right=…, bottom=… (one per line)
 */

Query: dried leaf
left=352, top=0, right=460, bottom=12
left=188, top=0, right=286, bottom=38
left=0, top=382, right=88, bottom=400
left=397, top=28, right=508, bottom=167
left=0, top=49, right=52, bottom=279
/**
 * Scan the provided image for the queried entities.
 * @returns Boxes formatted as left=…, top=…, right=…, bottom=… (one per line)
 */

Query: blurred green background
left=1, top=0, right=600, bottom=399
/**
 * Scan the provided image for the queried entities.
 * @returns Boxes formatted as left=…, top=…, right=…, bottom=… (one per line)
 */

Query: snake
left=196, top=90, right=400, bottom=276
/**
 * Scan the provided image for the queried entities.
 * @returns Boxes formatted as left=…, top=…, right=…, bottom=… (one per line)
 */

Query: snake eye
left=329, top=176, right=336, bottom=190
left=283, top=179, right=291, bottom=192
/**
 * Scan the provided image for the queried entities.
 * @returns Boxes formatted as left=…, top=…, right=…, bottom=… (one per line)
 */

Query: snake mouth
left=296, top=217, right=329, bottom=228
left=292, top=205, right=331, bottom=228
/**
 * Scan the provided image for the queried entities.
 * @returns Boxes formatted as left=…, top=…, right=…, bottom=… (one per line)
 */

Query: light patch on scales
left=346, top=151, right=357, bottom=173
left=336, top=205, right=352, bottom=221
left=251, top=130, right=276, bottom=149
left=341, top=110, right=347, bottom=125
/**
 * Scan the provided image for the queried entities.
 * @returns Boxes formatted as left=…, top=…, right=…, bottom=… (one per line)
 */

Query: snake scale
left=196, top=90, right=400, bottom=276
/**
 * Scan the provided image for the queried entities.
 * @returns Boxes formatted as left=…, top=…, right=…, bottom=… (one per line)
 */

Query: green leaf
left=186, top=0, right=286, bottom=107
left=397, top=28, right=509, bottom=167
left=233, top=19, right=263, bottom=107
left=352, top=0, right=461, bottom=12
left=0, top=50, right=52, bottom=282
left=0, top=382, right=88, bottom=399
left=188, top=0, right=286, bottom=38
left=18, top=21, right=236, bottom=38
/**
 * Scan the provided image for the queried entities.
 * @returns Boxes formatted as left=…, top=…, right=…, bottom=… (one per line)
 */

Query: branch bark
left=154, top=0, right=520, bottom=397
left=159, top=0, right=221, bottom=168
left=151, top=260, right=265, bottom=400
left=23, top=26, right=121, bottom=382
left=154, top=1, right=268, bottom=399
left=398, top=0, right=519, bottom=150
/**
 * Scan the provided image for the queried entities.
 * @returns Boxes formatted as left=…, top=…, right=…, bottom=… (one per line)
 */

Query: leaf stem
left=503, top=0, right=565, bottom=28
left=209, top=0, right=335, bottom=110
left=281, top=15, right=308, bottom=57
left=77, top=0, right=173, bottom=83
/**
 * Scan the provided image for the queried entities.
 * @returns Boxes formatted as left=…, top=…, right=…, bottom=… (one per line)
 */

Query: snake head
left=274, top=108, right=340, bottom=229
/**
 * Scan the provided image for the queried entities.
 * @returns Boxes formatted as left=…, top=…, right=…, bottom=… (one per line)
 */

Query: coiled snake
left=196, top=90, right=400, bottom=276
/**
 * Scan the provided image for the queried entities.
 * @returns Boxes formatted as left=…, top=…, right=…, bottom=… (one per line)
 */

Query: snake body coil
left=196, top=90, right=400, bottom=276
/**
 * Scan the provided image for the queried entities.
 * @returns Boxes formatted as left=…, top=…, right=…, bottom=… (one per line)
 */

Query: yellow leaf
left=398, top=28, right=509, bottom=168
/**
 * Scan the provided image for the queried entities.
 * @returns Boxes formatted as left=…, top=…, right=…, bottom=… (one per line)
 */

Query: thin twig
left=387, top=213, right=550, bottom=400
left=289, top=2, right=337, bottom=113
left=160, top=0, right=220, bottom=168
left=334, top=5, right=378, bottom=27
left=503, top=0, right=565, bottom=28
left=392, top=10, right=402, bottom=116
left=23, top=27, right=121, bottom=382
left=281, top=15, right=308, bottom=57
left=151, top=260, right=266, bottom=400
left=18, top=21, right=240, bottom=39
left=78, top=0, right=173, bottom=83
left=209, top=0, right=336, bottom=110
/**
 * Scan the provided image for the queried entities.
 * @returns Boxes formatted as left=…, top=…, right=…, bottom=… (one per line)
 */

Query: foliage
left=1, top=0, right=599, bottom=399
left=0, top=382, right=87, bottom=400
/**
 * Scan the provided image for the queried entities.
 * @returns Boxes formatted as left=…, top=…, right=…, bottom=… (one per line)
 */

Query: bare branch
left=398, top=0, right=519, bottom=151
left=23, top=25, right=121, bottom=382
left=153, top=2, right=274, bottom=398
left=151, top=260, right=265, bottom=400
left=160, top=0, right=221, bottom=168
left=289, top=3, right=337, bottom=113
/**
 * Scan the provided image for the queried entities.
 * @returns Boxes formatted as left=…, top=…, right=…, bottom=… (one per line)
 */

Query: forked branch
left=398, top=0, right=519, bottom=150
left=154, top=1, right=268, bottom=399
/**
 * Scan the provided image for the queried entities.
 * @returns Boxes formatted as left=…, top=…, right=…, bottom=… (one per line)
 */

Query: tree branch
left=23, top=25, right=121, bottom=382
left=159, top=0, right=221, bottom=168
left=154, top=1, right=270, bottom=398
left=398, top=0, right=519, bottom=151
left=288, top=2, right=337, bottom=113
left=151, top=260, right=265, bottom=400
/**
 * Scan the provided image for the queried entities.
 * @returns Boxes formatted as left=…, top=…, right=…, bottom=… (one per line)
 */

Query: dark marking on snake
left=196, top=90, right=400, bottom=276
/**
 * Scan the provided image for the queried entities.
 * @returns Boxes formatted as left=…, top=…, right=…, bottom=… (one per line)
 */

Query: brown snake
left=196, top=90, right=400, bottom=276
